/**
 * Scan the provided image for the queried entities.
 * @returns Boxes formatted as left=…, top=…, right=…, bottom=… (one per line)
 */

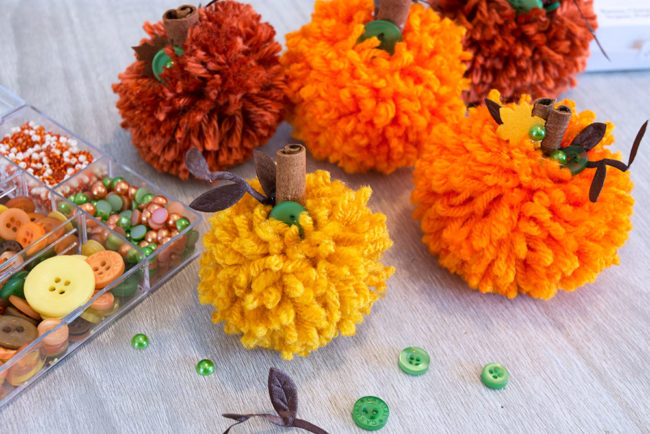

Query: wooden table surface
left=1, top=1, right=649, bottom=433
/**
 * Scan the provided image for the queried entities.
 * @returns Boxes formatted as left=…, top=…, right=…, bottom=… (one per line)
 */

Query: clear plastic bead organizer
left=0, top=86, right=202, bottom=408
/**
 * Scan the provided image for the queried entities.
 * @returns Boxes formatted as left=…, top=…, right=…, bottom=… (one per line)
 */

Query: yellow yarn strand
left=198, top=171, right=394, bottom=359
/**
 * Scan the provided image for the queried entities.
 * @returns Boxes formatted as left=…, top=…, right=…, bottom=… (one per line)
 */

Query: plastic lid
left=0, top=86, right=24, bottom=119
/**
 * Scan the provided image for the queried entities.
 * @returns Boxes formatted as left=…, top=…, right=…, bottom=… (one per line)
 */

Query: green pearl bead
left=142, top=246, right=154, bottom=257
left=140, top=193, right=154, bottom=205
left=106, top=234, right=123, bottom=251
left=529, top=125, right=546, bottom=141
left=131, top=333, right=149, bottom=350
left=102, top=177, right=112, bottom=188
left=118, top=215, right=131, bottom=230
left=73, top=192, right=89, bottom=205
left=175, top=217, right=190, bottom=232
left=196, top=359, right=215, bottom=376
left=126, top=248, right=143, bottom=264
left=549, top=150, right=568, bottom=165
left=148, top=243, right=158, bottom=251
left=110, top=177, right=125, bottom=190
left=58, top=201, right=72, bottom=215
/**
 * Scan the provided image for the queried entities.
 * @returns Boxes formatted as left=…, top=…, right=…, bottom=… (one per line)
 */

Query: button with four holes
left=85, top=250, right=125, bottom=289
left=352, top=396, right=389, bottom=431
left=481, top=363, right=509, bottom=390
left=398, top=346, right=430, bottom=376
left=24, top=256, right=95, bottom=318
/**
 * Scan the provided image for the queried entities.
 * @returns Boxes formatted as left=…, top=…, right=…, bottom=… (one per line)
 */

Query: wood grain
left=0, top=1, right=649, bottom=433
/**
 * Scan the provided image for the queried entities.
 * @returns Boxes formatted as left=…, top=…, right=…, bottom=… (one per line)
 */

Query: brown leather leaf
left=185, top=147, right=212, bottom=181
left=254, top=151, right=276, bottom=200
left=485, top=99, right=503, bottom=125
left=268, top=367, right=298, bottom=426
left=589, top=163, right=607, bottom=202
left=628, top=120, right=647, bottom=167
left=189, top=183, right=246, bottom=212
left=570, top=122, right=607, bottom=151
left=132, top=35, right=167, bottom=76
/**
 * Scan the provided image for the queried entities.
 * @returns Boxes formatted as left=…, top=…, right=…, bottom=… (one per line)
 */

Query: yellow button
left=24, top=256, right=95, bottom=318
left=0, top=204, right=7, bottom=214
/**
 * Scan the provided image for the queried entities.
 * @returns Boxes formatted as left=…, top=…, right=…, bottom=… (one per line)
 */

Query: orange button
left=16, top=222, right=46, bottom=255
left=37, top=216, right=65, bottom=244
left=37, top=318, right=69, bottom=347
left=90, top=292, right=115, bottom=311
left=8, top=295, right=41, bottom=320
left=86, top=251, right=125, bottom=289
left=0, top=208, right=30, bottom=240
left=6, top=196, right=35, bottom=213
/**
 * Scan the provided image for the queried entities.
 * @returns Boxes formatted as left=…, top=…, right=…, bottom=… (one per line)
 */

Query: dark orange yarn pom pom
left=430, top=0, right=597, bottom=105
left=112, top=1, right=286, bottom=179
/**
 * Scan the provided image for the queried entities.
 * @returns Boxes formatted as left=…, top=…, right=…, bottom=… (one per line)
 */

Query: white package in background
left=586, top=0, right=650, bottom=72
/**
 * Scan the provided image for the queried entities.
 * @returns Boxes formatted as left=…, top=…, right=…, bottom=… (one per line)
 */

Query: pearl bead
left=529, top=125, right=546, bottom=141
left=152, top=195, right=168, bottom=207
left=131, top=333, right=149, bottom=350
left=196, top=359, right=215, bottom=376
left=80, top=202, right=96, bottom=216
left=549, top=150, right=567, bottom=165
left=145, top=230, right=158, bottom=244
left=90, top=181, right=107, bottom=200
left=114, top=180, right=130, bottom=195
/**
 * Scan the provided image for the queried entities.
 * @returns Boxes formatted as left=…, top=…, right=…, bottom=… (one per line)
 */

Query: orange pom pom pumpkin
left=281, top=0, right=469, bottom=174
left=113, top=2, right=286, bottom=179
left=429, top=0, right=598, bottom=105
left=411, top=90, right=645, bottom=299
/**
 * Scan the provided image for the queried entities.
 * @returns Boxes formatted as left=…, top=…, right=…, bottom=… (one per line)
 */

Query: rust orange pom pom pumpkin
left=429, top=0, right=598, bottom=105
left=112, top=2, right=286, bottom=179
left=281, top=0, right=469, bottom=174
left=411, top=90, right=645, bottom=299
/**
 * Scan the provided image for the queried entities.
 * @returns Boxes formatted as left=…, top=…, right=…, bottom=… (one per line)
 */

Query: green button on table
left=398, top=346, right=430, bottom=376
left=352, top=396, right=389, bottom=431
left=481, top=363, right=510, bottom=390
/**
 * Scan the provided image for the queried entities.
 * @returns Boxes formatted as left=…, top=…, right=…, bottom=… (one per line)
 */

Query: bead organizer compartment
left=0, top=88, right=201, bottom=408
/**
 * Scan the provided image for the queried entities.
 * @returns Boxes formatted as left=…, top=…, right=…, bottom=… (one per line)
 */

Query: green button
left=506, top=0, right=543, bottom=13
left=358, top=20, right=402, bottom=55
left=398, top=346, right=430, bottom=376
left=0, top=275, right=26, bottom=299
left=152, top=46, right=184, bottom=83
left=562, top=145, right=589, bottom=175
left=352, top=396, right=389, bottom=431
left=545, top=2, right=560, bottom=12
left=481, top=363, right=509, bottom=390
left=269, top=201, right=306, bottom=231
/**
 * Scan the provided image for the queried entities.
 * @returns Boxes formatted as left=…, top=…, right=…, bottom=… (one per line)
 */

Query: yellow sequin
left=496, top=103, right=545, bottom=146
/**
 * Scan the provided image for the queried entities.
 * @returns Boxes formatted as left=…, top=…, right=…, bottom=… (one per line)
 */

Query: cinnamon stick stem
left=377, top=0, right=411, bottom=30
left=541, top=105, right=572, bottom=154
left=163, top=5, right=199, bottom=47
left=275, top=144, right=306, bottom=205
